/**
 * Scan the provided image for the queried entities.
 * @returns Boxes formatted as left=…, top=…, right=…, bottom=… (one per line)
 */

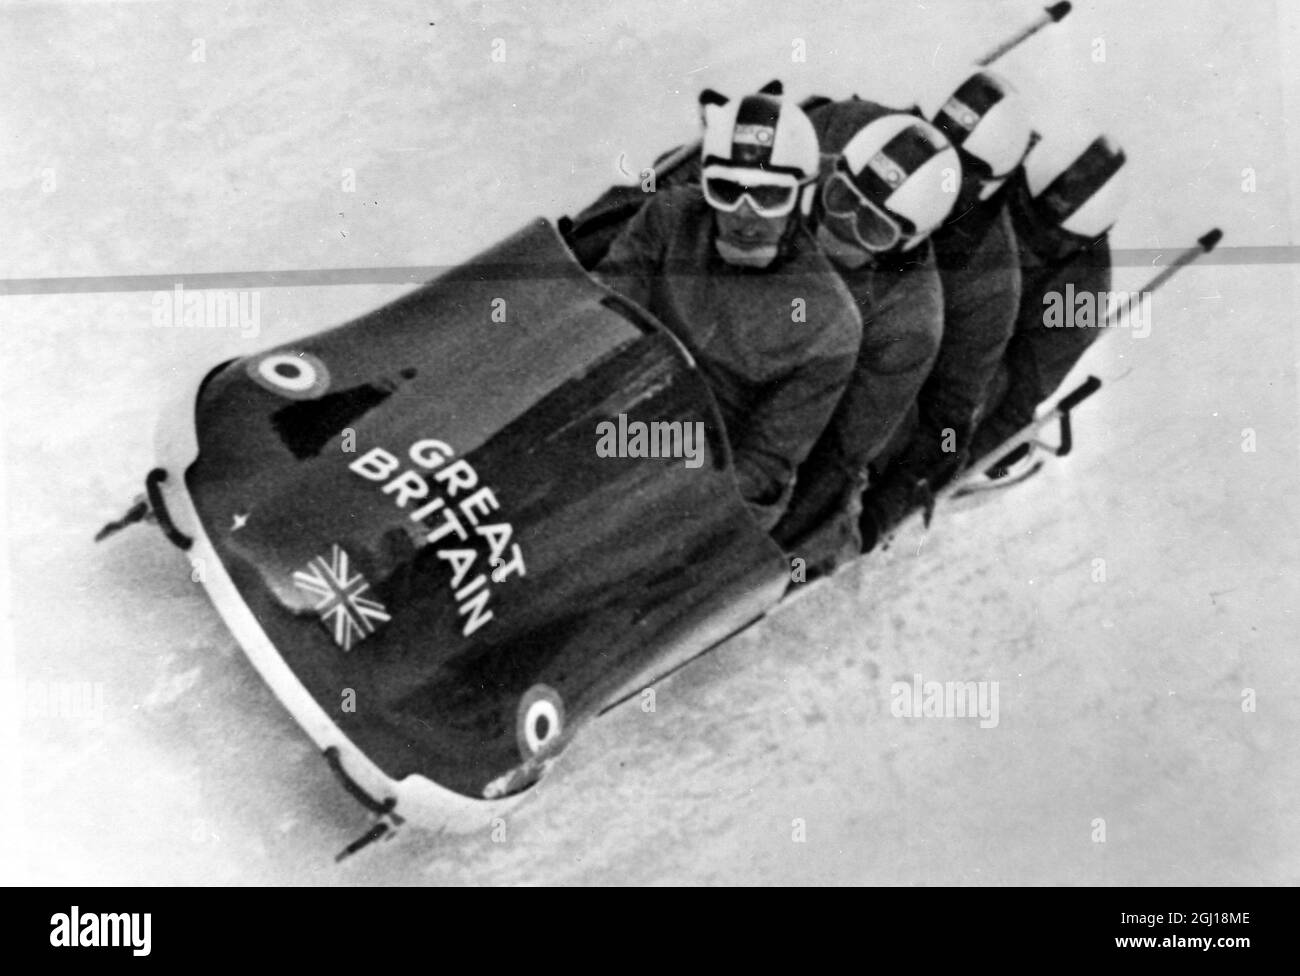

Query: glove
left=859, top=471, right=932, bottom=553
left=771, top=458, right=864, bottom=550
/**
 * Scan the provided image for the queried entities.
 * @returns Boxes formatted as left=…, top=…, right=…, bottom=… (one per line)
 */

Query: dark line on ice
left=1, top=245, right=1296, bottom=296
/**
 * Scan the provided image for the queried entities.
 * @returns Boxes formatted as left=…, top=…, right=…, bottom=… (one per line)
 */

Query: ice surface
left=1, top=0, right=1297, bottom=884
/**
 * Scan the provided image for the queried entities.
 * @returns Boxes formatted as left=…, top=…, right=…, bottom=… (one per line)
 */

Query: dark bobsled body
left=152, top=219, right=789, bottom=828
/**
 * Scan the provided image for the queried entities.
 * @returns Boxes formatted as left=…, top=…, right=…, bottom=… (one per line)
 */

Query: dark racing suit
left=860, top=174, right=1022, bottom=546
left=968, top=172, right=1114, bottom=465
left=595, top=185, right=862, bottom=531
left=772, top=98, right=945, bottom=558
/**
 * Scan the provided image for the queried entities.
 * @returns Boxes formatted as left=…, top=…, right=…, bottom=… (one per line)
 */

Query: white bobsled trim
left=152, top=388, right=525, bottom=834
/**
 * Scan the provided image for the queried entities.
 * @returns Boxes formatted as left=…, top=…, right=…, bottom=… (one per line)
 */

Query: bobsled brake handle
left=145, top=468, right=194, bottom=551
left=1051, top=375, right=1102, bottom=458
left=1056, top=375, right=1102, bottom=413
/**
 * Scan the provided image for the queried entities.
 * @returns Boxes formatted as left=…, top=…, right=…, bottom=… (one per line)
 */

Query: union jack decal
left=292, top=544, right=391, bottom=651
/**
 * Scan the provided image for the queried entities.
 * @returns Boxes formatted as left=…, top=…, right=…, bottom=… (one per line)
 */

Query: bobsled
left=136, top=216, right=795, bottom=835
left=119, top=164, right=1131, bottom=846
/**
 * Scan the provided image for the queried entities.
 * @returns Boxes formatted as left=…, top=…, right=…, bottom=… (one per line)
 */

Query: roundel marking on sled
left=247, top=351, right=330, bottom=399
left=516, top=685, right=564, bottom=760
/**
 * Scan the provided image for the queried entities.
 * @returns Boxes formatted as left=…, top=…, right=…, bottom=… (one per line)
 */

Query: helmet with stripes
left=698, top=86, right=820, bottom=219
left=926, top=70, right=1034, bottom=191
left=1020, top=128, right=1127, bottom=238
left=817, top=113, right=960, bottom=257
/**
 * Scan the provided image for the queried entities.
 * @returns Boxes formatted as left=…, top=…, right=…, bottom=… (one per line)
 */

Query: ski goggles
left=819, top=165, right=903, bottom=253
left=702, top=166, right=801, bottom=218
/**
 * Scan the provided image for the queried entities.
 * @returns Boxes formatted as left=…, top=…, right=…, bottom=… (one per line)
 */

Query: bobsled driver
left=596, top=87, right=861, bottom=531
left=967, top=126, right=1128, bottom=478
left=775, top=103, right=960, bottom=561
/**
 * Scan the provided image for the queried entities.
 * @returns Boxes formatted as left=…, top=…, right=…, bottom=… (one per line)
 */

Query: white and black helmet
left=1021, top=127, right=1127, bottom=238
left=820, top=113, right=961, bottom=252
left=698, top=85, right=820, bottom=218
left=926, top=70, right=1035, bottom=189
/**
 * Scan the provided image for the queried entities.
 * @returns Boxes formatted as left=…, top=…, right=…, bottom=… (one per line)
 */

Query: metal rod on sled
left=939, top=228, right=1225, bottom=504
left=976, top=3, right=1073, bottom=67
left=651, top=3, right=1075, bottom=181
